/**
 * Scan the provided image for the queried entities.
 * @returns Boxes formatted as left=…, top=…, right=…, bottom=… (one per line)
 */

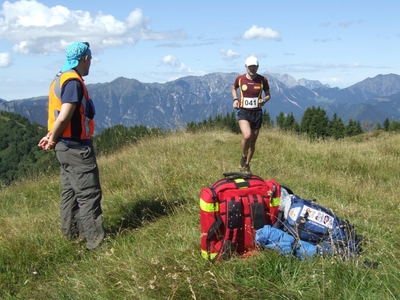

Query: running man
left=232, top=56, right=271, bottom=173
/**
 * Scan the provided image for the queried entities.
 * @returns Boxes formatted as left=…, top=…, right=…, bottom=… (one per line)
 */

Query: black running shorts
left=236, top=109, right=263, bottom=129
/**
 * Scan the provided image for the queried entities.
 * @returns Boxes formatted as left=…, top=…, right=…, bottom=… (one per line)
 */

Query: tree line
left=1, top=107, right=399, bottom=186
left=187, top=106, right=397, bottom=140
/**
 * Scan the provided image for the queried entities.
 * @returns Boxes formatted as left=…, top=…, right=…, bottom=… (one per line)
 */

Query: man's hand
left=38, top=133, right=56, bottom=150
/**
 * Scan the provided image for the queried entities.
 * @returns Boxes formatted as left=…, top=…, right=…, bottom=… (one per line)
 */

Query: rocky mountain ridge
left=1, top=73, right=400, bottom=133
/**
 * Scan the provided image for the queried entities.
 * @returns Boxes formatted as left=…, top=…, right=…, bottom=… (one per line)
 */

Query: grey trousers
left=55, top=142, right=105, bottom=250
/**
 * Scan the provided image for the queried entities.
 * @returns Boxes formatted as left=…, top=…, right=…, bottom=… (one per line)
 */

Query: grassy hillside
left=0, top=129, right=399, bottom=299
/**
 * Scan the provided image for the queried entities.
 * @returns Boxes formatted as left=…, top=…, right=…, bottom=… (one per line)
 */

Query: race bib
left=242, top=97, right=259, bottom=109
left=297, top=205, right=334, bottom=229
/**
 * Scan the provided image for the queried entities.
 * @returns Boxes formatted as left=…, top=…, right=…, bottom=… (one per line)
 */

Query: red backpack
left=200, top=172, right=281, bottom=261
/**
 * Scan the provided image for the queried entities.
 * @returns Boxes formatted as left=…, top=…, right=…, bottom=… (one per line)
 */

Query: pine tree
left=276, top=112, right=285, bottom=129
left=283, top=112, right=299, bottom=133
left=383, top=118, right=390, bottom=131
left=300, top=106, right=329, bottom=139
left=329, top=113, right=345, bottom=139
left=388, top=119, right=400, bottom=131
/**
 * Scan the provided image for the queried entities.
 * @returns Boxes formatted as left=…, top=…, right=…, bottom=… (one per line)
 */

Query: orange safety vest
left=48, top=70, right=95, bottom=140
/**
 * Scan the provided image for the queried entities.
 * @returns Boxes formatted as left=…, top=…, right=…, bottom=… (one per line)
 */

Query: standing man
left=38, top=42, right=105, bottom=251
left=232, top=56, right=271, bottom=173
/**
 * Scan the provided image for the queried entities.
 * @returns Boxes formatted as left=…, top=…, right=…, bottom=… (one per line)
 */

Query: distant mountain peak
left=267, top=73, right=329, bottom=89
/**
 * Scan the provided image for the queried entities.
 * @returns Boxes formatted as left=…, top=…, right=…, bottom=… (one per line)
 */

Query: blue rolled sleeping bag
left=255, top=225, right=331, bottom=260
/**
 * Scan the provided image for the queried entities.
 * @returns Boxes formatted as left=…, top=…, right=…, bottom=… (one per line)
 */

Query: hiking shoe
left=86, top=235, right=107, bottom=251
left=74, top=232, right=86, bottom=244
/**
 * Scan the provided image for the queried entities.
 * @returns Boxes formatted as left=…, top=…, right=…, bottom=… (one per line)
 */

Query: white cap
left=245, top=56, right=259, bottom=66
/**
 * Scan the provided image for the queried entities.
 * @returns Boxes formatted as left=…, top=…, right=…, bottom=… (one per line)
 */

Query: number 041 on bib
left=242, top=97, right=259, bottom=109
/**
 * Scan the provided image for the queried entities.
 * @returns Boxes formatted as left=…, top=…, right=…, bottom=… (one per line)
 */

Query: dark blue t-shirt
left=60, top=79, right=93, bottom=147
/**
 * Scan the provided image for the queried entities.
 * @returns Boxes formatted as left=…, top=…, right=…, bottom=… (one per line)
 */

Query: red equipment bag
left=200, top=172, right=281, bottom=261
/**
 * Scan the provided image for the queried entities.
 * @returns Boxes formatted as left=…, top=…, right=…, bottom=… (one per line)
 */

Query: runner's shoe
left=238, top=156, right=247, bottom=171
left=243, top=164, right=251, bottom=174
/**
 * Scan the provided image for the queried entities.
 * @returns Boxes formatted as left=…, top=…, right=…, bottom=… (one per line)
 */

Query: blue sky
left=0, top=0, right=399, bottom=100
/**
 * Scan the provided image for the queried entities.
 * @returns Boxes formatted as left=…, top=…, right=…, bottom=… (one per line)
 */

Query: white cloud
left=219, top=49, right=240, bottom=60
left=161, top=55, right=179, bottom=67
left=160, top=55, right=192, bottom=72
left=177, top=63, right=191, bottom=72
left=242, top=25, right=281, bottom=41
left=1, top=0, right=70, bottom=27
left=125, top=8, right=149, bottom=28
left=0, top=52, right=11, bottom=67
left=0, top=0, right=184, bottom=55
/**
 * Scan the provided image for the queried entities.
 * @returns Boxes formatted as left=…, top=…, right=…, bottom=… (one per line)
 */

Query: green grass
left=0, top=128, right=399, bottom=299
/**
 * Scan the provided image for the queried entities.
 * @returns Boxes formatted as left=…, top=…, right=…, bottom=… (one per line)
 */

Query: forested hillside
left=0, top=111, right=57, bottom=186
left=0, top=111, right=165, bottom=186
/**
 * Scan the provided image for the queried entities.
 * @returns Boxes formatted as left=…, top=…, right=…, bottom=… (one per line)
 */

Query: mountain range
left=1, top=72, right=400, bottom=133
